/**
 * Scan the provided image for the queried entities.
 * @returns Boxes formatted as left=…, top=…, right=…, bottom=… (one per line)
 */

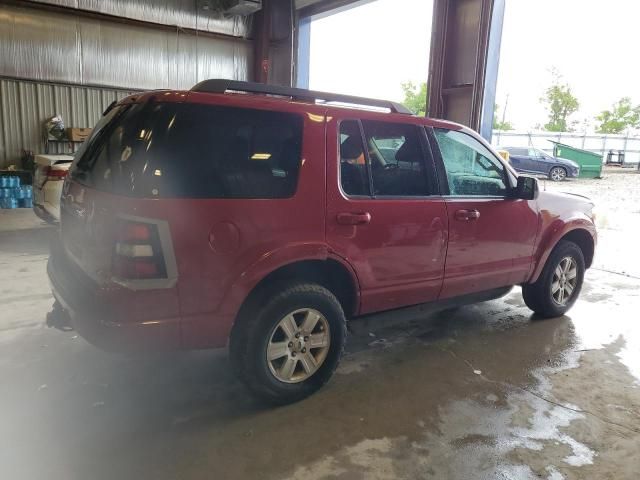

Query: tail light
left=112, top=221, right=167, bottom=280
left=44, top=166, right=69, bottom=181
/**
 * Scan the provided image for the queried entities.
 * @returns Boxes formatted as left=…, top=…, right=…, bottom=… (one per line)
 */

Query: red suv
left=48, top=80, right=596, bottom=404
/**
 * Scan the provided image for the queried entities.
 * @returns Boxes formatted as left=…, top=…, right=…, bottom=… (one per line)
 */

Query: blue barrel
left=20, top=186, right=33, bottom=199
left=18, top=198, right=33, bottom=208
left=0, top=197, right=18, bottom=209
left=0, top=177, right=8, bottom=188
left=0, top=188, right=12, bottom=198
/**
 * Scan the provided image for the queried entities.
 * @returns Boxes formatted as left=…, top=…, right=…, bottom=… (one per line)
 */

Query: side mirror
left=512, top=175, right=538, bottom=200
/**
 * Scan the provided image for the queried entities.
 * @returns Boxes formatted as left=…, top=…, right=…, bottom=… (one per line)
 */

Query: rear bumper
left=33, top=182, right=62, bottom=221
left=33, top=203, right=58, bottom=224
left=47, top=237, right=181, bottom=352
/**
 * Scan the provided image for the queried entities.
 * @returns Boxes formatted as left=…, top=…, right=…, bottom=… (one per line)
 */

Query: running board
left=348, top=286, right=513, bottom=335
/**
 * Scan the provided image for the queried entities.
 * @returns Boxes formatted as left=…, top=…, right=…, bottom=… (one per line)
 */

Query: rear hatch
left=60, top=96, right=305, bottom=326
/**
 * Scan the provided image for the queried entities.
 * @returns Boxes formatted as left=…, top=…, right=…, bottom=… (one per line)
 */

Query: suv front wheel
left=522, top=240, right=585, bottom=318
left=230, top=283, right=347, bottom=405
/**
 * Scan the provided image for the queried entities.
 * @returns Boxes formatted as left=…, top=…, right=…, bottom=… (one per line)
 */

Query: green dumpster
left=549, top=141, right=603, bottom=178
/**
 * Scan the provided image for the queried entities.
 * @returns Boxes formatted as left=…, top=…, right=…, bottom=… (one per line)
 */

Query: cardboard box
left=67, top=127, right=92, bottom=142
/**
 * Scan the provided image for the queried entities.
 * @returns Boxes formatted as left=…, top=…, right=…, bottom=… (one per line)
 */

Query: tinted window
left=434, top=129, right=508, bottom=196
left=339, top=120, right=369, bottom=196
left=362, top=121, right=431, bottom=196
left=528, top=148, right=540, bottom=157
left=509, top=148, right=528, bottom=156
left=72, top=103, right=303, bottom=198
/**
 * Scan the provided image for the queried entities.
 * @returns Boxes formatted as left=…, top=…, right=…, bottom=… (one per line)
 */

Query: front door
left=326, top=117, right=448, bottom=315
left=430, top=128, right=538, bottom=299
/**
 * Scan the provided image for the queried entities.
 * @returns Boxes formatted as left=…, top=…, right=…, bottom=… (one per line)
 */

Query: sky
left=309, top=0, right=640, bottom=132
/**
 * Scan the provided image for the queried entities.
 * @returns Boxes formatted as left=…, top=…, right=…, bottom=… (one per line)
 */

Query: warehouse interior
left=0, top=0, right=502, bottom=168
left=1, top=1, right=640, bottom=479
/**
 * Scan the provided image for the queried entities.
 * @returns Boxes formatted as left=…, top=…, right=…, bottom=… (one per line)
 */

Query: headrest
left=340, top=136, right=363, bottom=160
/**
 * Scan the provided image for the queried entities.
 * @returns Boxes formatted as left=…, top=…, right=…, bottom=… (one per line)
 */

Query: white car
left=33, top=154, right=73, bottom=223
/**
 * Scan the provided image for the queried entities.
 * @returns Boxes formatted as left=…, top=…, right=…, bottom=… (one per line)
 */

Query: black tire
left=549, top=166, right=567, bottom=182
left=522, top=240, right=585, bottom=318
left=229, top=283, right=347, bottom=405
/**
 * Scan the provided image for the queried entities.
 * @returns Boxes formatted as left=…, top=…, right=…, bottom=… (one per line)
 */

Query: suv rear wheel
left=522, top=240, right=585, bottom=318
left=230, top=283, right=347, bottom=405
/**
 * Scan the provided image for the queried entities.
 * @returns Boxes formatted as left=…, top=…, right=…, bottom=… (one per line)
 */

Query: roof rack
left=191, top=79, right=413, bottom=115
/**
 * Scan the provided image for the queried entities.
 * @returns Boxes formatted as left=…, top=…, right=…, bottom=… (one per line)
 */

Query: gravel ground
left=543, top=168, right=640, bottom=278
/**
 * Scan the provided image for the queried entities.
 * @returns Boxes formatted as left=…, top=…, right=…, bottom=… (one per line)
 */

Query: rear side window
left=339, top=119, right=433, bottom=197
left=72, top=103, right=303, bottom=198
left=362, top=121, right=431, bottom=196
left=339, top=121, right=369, bottom=196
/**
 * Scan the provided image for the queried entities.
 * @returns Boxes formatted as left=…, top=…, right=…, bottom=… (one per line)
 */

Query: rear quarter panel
left=173, top=97, right=329, bottom=348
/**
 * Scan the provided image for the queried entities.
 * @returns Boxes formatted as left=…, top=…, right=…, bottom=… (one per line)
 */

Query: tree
left=595, top=97, right=640, bottom=134
left=401, top=81, right=427, bottom=116
left=541, top=70, right=579, bottom=132
left=493, top=103, right=513, bottom=130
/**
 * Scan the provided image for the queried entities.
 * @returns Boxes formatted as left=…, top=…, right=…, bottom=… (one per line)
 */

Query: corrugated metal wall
left=0, top=78, right=136, bottom=167
left=0, top=4, right=252, bottom=90
left=0, top=3, right=254, bottom=168
left=26, top=0, right=251, bottom=36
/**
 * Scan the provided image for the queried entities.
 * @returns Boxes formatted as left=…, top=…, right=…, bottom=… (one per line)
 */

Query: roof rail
left=191, top=79, right=413, bottom=115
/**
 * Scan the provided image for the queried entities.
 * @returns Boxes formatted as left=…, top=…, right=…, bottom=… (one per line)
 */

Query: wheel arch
left=242, top=258, right=359, bottom=316
left=529, top=225, right=595, bottom=283
left=227, top=255, right=361, bottom=345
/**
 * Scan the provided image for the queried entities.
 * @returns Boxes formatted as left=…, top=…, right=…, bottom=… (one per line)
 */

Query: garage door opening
left=298, top=0, right=434, bottom=115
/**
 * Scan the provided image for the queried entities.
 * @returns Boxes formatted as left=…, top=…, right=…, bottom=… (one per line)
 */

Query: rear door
left=429, top=128, right=538, bottom=299
left=326, top=115, right=448, bottom=314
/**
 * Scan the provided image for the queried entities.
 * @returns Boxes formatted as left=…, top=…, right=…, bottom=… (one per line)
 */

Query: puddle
left=567, top=272, right=640, bottom=382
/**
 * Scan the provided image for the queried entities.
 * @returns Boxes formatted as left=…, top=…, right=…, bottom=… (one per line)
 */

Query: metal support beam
left=253, top=0, right=295, bottom=86
left=427, top=0, right=497, bottom=133
left=479, top=0, right=505, bottom=140
left=295, top=16, right=311, bottom=88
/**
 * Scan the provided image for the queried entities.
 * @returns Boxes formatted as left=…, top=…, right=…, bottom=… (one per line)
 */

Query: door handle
left=337, top=212, right=372, bottom=225
left=454, top=209, right=480, bottom=221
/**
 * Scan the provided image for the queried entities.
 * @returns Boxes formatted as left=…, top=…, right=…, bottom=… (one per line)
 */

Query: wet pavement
left=1, top=170, right=639, bottom=479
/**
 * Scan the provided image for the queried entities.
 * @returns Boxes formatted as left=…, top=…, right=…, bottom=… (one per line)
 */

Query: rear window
left=71, top=102, right=303, bottom=199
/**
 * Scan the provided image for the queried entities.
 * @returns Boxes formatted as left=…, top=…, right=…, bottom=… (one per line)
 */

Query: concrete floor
left=1, top=170, right=639, bottom=480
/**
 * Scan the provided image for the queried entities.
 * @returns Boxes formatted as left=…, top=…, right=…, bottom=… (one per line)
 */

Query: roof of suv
left=117, top=79, right=466, bottom=132
left=192, top=79, right=413, bottom=115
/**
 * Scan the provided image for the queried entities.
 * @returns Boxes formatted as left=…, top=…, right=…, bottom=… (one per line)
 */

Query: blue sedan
left=503, top=147, right=580, bottom=181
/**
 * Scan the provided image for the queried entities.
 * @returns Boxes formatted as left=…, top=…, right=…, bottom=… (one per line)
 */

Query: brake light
left=112, top=221, right=167, bottom=280
left=44, top=166, right=68, bottom=181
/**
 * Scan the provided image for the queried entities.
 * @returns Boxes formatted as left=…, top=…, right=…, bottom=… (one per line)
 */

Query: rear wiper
left=103, top=101, right=117, bottom=116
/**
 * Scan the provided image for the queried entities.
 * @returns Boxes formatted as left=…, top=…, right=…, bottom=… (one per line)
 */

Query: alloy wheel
left=551, top=256, right=578, bottom=306
left=550, top=167, right=567, bottom=181
left=266, top=308, right=331, bottom=383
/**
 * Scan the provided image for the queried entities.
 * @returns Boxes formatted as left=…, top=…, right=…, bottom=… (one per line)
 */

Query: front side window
left=433, top=128, right=508, bottom=197
left=362, top=121, right=431, bottom=197
left=71, top=103, right=303, bottom=199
